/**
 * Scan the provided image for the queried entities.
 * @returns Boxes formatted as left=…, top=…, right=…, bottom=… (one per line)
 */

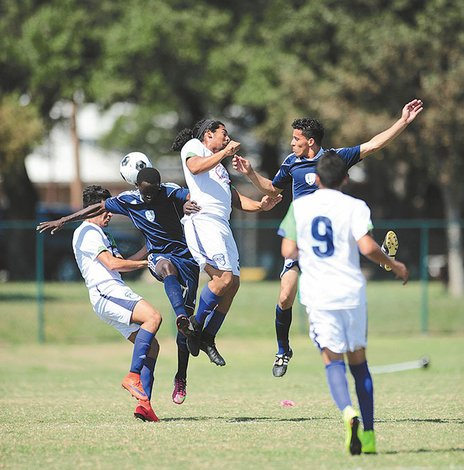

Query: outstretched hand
left=36, top=219, right=64, bottom=235
left=232, top=155, right=252, bottom=175
left=402, top=99, right=423, bottom=124
left=390, top=260, right=409, bottom=285
left=260, top=194, right=283, bottom=211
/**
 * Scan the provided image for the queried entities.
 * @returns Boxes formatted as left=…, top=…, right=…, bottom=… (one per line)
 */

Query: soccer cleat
left=200, top=340, right=226, bottom=366
left=361, top=430, right=377, bottom=454
left=176, top=314, right=193, bottom=337
left=272, top=349, right=293, bottom=377
left=343, top=406, right=362, bottom=455
left=121, top=372, right=148, bottom=401
left=134, top=400, right=159, bottom=422
left=186, top=316, right=202, bottom=357
left=172, top=377, right=187, bottom=405
left=381, top=230, right=399, bottom=271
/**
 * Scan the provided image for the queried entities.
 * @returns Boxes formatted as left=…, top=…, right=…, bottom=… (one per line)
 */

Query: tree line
left=0, top=0, right=462, bottom=294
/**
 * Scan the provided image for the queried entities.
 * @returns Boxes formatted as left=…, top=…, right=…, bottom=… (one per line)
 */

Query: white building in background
left=25, top=102, right=184, bottom=204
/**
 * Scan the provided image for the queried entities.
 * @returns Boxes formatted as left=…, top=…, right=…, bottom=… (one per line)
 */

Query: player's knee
left=156, top=260, right=177, bottom=279
left=214, top=271, right=235, bottom=294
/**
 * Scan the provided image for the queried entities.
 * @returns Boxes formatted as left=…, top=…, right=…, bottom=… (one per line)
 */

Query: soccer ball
left=119, top=152, right=153, bottom=185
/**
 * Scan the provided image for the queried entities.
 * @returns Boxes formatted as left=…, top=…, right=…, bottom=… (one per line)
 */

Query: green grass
left=0, top=280, right=463, bottom=468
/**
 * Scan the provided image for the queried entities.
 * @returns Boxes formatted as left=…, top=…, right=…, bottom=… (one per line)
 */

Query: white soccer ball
left=119, top=152, right=153, bottom=185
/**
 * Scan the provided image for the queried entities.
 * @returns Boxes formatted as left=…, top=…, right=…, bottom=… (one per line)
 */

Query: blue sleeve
left=104, top=196, right=129, bottom=216
left=335, top=146, right=361, bottom=169
left=272, top=157, right=293, bottom=189
left=166, top=185, right=189, bottom=204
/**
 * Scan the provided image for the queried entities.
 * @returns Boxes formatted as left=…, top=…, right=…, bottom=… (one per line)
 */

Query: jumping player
left=172, top=119, right=282, bottom=365
left=37, top=167, right=200, bottom=406
left=233, top=99, right=423, bottom=376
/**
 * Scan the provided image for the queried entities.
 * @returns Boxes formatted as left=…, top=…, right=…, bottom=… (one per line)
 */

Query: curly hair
left=171, top=119, right=225, bottom=151
left=291, top=118, right=324, bottom=146
left=82, top=185, right=111, bottom=208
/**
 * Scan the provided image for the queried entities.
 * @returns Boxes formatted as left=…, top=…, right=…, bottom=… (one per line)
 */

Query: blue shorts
left=280, top=258, right=300, bottom=279
left=148, top=253, right=200, bottom=314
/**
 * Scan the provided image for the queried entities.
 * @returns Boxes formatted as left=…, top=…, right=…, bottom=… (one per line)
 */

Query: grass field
left=0, top=281, right=463, bottom=469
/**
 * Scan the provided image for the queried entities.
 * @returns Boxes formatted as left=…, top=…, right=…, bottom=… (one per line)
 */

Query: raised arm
left=232, top=155, right=283, bottom=198
left=357, top=233, right=409, bottom=284
left=36, top=202, right=105, bottom=235
left=186, top=140, right=240, bottom=175
left=231, top=187, right=282, bottom=212
left=359, top=99, right=423, bottom=159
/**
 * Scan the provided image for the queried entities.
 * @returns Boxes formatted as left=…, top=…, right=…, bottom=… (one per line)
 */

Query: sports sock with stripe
left=130, top=327, right=155, bottom=374
left=195, top=285, right=221, bottom=326
left=164, top=274, right=187, bottom=318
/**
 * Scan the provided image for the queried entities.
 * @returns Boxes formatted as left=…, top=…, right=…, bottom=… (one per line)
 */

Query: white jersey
left=294, top=189, right=373, bottom=310
left=72, top=221, right=122, bottom=289
left=180, top=138, right=232, bottom=220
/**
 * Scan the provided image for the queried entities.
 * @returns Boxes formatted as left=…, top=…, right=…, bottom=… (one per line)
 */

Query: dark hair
left=316, top=150, right=347, bottom=188
left=171, top=118, right=225, bottom=151
left=137, top=167, right=161, bottom=186
left=82, top=185, right=111, bottom=208
left=291, top=118, right=324, bottom=146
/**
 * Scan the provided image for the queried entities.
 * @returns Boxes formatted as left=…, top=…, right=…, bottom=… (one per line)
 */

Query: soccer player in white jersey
left=233, top=99, right=423, bottom=376
left=294, top=151, right=409, bottom=455
left=71, top=185, right=162, bottom=422
left=172, top=119, right=282, bottom=363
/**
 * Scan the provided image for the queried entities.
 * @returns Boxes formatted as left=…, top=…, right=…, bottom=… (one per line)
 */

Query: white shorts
left=183, top=213, right=240, bottom=276
left=89, top=281, right=142, bottom=339
left=307, top=304, right=367, bottom=354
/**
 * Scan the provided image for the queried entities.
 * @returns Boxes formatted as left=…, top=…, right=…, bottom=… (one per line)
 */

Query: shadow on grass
left=377, top=418, right=464, bottom=424
left=161, top=416, right=330, bottom=423
left=383, top=447, right=464, bottom=455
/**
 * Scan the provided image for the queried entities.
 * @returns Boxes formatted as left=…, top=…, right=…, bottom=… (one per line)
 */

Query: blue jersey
left=272, top=146, right=361, bottom=200
left=104, top=183, right=192, bottom=259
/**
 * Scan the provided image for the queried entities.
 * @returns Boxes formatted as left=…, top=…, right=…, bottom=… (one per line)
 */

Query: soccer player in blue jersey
left=233, top=99, right=423, bottom=376
left=37, top=167, right=201, bottom=405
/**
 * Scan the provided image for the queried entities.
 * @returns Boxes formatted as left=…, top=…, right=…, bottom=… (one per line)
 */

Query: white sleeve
left=181, top=139, right=205, bottom=164
left=80, top=227, right=109, bottom=260
left=351, top=200, right=373, bottom=241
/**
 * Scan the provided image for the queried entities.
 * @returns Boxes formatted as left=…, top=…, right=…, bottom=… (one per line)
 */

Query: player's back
left=104, top=185, right=191, bottom=258
left=294, top=189, right=371, bottom=310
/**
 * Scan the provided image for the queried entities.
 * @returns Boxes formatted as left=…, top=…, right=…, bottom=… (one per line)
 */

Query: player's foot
left=200, top=339, right=226, bottom=366
left=122, top=372, right=148, bottom=401
left=361, top=430, right=377, bottom=454
left=343, top=406, right=362, bottom=455
left=186, top=316, right=201, bottom=357
left=134, top=399, right=159, bottom=422
left=272, top=349, right=293, bottom=377
left=381, top=230, right=398, bottom=272
left=172, top=377, right=187, bottom=405
left=176, top=314, right=193, bottom=337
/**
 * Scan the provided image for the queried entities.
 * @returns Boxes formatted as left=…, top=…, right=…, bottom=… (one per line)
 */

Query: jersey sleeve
left=165, top=183, right=189, bottom=204
left=335, top=146, right=361, bottom=169
left=104, top=194, right=129, bottom=216
left=277, top=203, right=297, bottom=241
left=272, top=155, right=293, bottom=189
left=351, top=200, right=374, bottom=241
left=181, top=139, right=205, bottom=164
left=80, top=226, right=109, bottom=260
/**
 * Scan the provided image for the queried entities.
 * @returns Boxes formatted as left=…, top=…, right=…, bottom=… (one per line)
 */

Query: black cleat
left=186, top=316, right=201, bottom=357
left=272, top=349, right=293, bottom=377
left=200, top=340, right=226, bottom=366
